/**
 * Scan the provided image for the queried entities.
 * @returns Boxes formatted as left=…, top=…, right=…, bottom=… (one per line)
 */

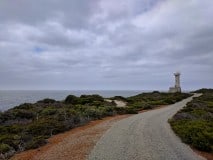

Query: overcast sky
left=0, top=0, right=212, bottom=91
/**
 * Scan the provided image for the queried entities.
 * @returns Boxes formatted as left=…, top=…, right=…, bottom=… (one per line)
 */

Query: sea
left=0, top=90, right=143, bottom=111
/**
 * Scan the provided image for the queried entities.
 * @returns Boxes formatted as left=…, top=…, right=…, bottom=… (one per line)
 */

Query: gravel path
left=88, top=94, right=205, bottom=160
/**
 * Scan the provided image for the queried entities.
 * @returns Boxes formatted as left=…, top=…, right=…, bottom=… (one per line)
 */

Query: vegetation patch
left=0, top=92, right=191, bottom=159
left=127, top=92, right=191, bottom=111
left=169, top=88, right=213, bottom=153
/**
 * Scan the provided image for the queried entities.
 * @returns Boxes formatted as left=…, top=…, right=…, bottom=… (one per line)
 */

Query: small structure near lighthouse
left=169, top=72, right=181, bottom=93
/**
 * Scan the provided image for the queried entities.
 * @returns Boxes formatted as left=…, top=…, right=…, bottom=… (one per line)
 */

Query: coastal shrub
left=0, top=134, right=13, bottom=143
left=0, top=126, right=7, bottom=134
left=206, top=101, right=213, bottom=108
left=101, top=106, right=116, bottom=116
left=12, top=109, right=35, bottom=119
left=0, top=111, right=16, bottom=121
left=129, top=102, right=152, bottom=110
left=41, top=107, right=58, bottom=116
left=149, top=100, right=167, bottom=105
left=114, top=107, right=137, bottom=114
left=73, top=105, right=87, bottom=113
left=72, top=115, right=82, bottom=125
left=91, top=101, right=103, bottom=106
left=101, top=100, right=112, bottom=107
left=0, top=134, right=19, bottom=151
left=25, top=136, right=47, bottom=149
left=114, top=107, right=126, bottom=114
left=0, top=143, right=11, bottom=154
left=193, top=88, right=213, bottom=93
left=191, top=109, right=208, bottom=117
left=127, top=92, right=191, bottom=108
left=125, top=107, right=138, bottom=114
left=0, top=135, right=21, bottom=151
left=37, top=98, right=56, bottom=104
left=143, top=104, right=153, bottom=110
left=170, top=91, right=213, bottom=152
left=83, top=107, right=103, bottom=119
left=4, top=125, right=23, bottom=134
left=79, top=95, right=104, bottom=105
left=64, top=95, right=79, bottom=104
left=0, top=111, right=4, bottom=125
left=163, top=98, right=174, bottom=104
left=130, top=102, right=144, bottom=109
left=14, top=103, right=33, bottom=110
left=80, top=94, right=104, bottom=102
left=170, top=120, right=213, bottom=151
left=172, top=112, right=196, bottom=121
left=27, top=119, right=57, bottom=136
left=181, top=106, right=193, bottom=112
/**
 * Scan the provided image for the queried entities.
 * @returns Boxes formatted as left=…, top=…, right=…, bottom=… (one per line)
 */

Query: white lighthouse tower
left=169, top=72, right=181, bottom=93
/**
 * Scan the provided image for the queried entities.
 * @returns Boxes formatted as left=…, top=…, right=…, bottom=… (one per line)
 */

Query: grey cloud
left=0, top=0, right=99, bottom=29
left=0, top=0, right=213, bottom=90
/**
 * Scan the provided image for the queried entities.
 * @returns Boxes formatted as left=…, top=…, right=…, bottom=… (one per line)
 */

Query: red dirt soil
left=193, top=149, right=213, bottom=160
left=10, top=114, right=131, bottom=160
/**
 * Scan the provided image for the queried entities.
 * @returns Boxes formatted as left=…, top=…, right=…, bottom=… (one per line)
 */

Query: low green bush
left=143, top=104, right=153, bottom=110
left=114, top=107, right=138, bottom=114
left=170, top=90, right=213, bottom=152
left=163, top=99, right=174, bottom=104
left=130, top=102, right=145, bottom=109
left=170, top=120, right=213, bottom=151
left=25, top=136, right=47, bottom=149
left=124, top=107, right=138, bottom=114
left=193, top=88, right=213, bottom=93
left=14, top=103, right=33, bottom=110
left=41, top=107, right=58, bottom=116
left=27, top=119, right=58, bottom=136
left=0, top=143, right=11, bottom=154
left=64, top=95, right=79, bottom=104
left=98, top=106, right=115, bottom=116
left=79, top=95, right=104, bottom=106
left=111, top=96, right=127, bottom=102
left=83, top=107, right=104, bottom=119
left=37, top=98, right=56, bottom=104
left=127, top=92, right=191, bottom=109
left=13, top=109, right=35, bottom=119
left=80, top=94, right=104, bottom=102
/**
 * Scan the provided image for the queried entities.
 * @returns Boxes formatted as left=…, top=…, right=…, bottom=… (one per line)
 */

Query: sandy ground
left=114, top=100, right=127, bottom=107
left=10, top=115, right=131, bottom=160
left=104, top=99, right=127, bottom=107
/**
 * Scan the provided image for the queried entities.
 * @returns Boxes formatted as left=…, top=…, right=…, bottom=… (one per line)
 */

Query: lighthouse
left=169, top=72, right=181, bottom=93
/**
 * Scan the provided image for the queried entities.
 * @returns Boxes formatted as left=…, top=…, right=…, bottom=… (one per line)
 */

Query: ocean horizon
left=0, top=90, right=153, bottom=111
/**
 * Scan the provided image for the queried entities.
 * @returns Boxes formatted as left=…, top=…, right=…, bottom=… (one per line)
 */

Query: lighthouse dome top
left=174, top=72, right=180, bottom=76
